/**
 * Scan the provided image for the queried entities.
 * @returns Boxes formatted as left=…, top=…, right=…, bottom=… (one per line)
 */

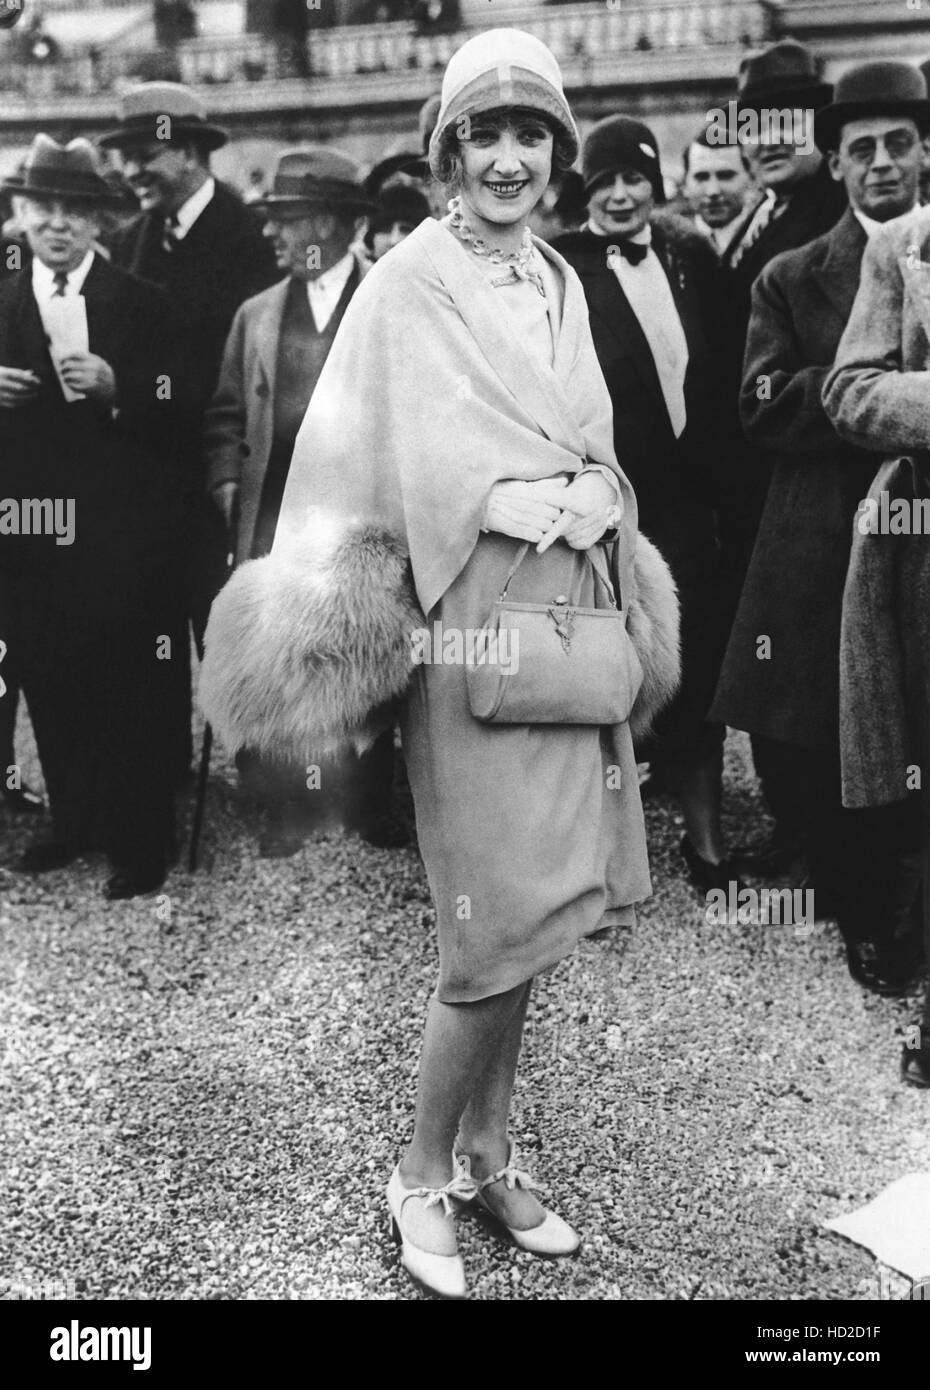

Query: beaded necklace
left=447, top=195, right=546, bottom=298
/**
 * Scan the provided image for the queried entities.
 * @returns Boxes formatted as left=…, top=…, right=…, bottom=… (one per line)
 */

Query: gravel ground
left=1, top=706, right=928, bottom=1302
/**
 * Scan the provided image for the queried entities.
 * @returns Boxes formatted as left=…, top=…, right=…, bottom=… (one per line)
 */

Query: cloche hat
left=428, top=28, right=579, bottom=179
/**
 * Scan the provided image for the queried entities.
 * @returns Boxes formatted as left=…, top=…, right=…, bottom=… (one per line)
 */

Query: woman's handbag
left=465, top=541, right=644, bottom=725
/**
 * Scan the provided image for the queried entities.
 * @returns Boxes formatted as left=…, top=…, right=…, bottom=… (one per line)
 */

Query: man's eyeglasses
left=845, top=131, right=919, bottom=165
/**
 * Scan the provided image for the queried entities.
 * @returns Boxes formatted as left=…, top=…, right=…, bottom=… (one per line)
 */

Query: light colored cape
left=273, top=215, right=639, bottom=615
left=200, top=218, right=681, bottom=761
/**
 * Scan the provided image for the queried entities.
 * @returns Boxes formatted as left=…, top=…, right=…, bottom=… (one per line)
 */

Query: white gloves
left=482, top=471, right=620, bottom=551
left=481, top=476, right=571, bottom=543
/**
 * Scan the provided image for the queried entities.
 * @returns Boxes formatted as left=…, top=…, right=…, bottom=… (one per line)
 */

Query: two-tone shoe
left=386, top=1164, right=476, bottom=1299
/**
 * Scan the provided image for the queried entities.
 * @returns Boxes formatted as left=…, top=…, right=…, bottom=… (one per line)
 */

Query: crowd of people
left=2, top=25, right=930, bottom=1297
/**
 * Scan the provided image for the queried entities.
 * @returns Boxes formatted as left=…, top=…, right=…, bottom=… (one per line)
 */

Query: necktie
left=162, top=213, right=179, bottom=253
left=607, top=239, right=649, bottom=266
left=52, top=271, right=68, bottom=296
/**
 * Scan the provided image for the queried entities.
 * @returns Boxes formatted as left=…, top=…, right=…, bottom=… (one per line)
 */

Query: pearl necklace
left=447, top=195, right=546, bottom=298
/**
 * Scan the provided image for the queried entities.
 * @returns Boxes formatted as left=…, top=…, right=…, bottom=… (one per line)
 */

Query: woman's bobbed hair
left=432, top=109, right=577, bottom=192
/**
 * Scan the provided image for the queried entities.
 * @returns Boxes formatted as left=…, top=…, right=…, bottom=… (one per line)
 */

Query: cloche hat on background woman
left=581, top=114, right=665, bottom=204
left=427, top=27, right=580, bottom=179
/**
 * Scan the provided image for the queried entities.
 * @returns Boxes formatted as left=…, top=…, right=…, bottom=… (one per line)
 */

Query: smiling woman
left=205, top=25, right=679, bottom=1302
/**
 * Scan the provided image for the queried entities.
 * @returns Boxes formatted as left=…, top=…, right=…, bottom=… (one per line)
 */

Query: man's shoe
left=680, top=835, right=746, bottom=896
left=3, top=783, right=44, bottom=815
left=843, top=939, right=913, bottom=998
left=730, top=836, right=805, bottom=880
left=104, top=861, right=166, bottom=900
left=19, top=840, right=81, bottom=873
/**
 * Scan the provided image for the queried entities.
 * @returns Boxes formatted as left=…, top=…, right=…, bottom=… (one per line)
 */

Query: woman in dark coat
left=554, top=117, right=740, bottom=892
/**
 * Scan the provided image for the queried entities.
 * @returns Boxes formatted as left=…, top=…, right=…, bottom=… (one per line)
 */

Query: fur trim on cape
left=200, top=517, right=424, bottom=762
left=626, top=533, right=680, bottom=739
left=200, top=518, right=680, bottom=761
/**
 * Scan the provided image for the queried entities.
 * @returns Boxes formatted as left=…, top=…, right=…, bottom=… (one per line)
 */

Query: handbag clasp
left=548, top=598, right=575, bottom=653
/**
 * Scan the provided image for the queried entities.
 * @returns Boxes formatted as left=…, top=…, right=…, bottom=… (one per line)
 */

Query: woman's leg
left=398, top=979, right=528, bottom=1252
left=456, top=981, right=548, bottom=1231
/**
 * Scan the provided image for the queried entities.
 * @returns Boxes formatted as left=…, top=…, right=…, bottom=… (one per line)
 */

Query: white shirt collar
left=32, top=249, right=95, bottom=299
left=585, top=215, right=652, bottom=245
left=694, top=212, right=742, bottom=253
left=853, top=204, right=917, bottom=239
left=172, top=176, right=215, bottom=239
left=305, top=251, right=356, bottom=332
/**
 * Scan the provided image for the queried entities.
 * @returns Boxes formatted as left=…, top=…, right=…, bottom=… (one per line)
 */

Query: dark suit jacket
left=552, top=214, right=728, bottom=552
left=711, top=208, right=880, bottom=750
left=716, top=162, right=848, bottom=572
left=0, top=255, right=186, bottom=617
left=111, top=180, right=278, bottom=463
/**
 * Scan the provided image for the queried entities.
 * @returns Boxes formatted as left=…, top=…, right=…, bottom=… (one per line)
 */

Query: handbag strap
left=498, top=540, right=621, bottom=608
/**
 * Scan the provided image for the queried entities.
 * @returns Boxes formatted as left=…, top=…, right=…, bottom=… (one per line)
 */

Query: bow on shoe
left=414, top=1169, right=478, bottom=1217
left=478, top=1141, right=544, bottom=1195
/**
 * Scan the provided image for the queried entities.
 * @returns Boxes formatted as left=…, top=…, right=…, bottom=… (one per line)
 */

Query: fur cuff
left=626, top=535, right=681, bottom=739
left=200, top=517, right=424, bottom=762
left=199, top=518, right=680, bottom=762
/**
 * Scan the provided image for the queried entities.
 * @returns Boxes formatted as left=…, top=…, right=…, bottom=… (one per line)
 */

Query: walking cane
left=188, top=503, right=238, bottom=872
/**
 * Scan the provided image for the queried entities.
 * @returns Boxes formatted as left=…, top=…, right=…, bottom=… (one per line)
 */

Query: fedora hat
left=2, top=134, right=123, bottom=205
left=97, top=82, right=228, bottom=151
left=737, top=39, right=832, bottom=113
left=253, top=147, right=374, bottom=214
left=814, top=61, right=930, bottom=152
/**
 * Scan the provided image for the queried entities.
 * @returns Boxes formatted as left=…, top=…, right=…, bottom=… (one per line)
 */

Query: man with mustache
left=204, top=149, right=403, bottom=853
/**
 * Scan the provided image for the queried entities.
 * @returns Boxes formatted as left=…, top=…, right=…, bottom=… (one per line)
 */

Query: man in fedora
left=204, top=148, right=403, bottom=853
left=713, top=62, right=927, bottom=993
left=0, top=135, right=188, bottom=897
left=99, top=82, right=278, bottom=777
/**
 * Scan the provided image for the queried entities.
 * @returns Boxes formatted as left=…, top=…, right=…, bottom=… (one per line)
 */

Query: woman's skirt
left=401, top=532, right=651, bottom=1003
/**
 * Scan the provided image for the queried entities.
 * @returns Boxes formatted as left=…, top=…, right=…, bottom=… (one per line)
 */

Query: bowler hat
left=253, top=147, right=374, bottom=214
left=737, top=39, right=832, bottom=113
left=2, top=133, right=123, bottom=205
left=814, top=61, right=930, bottom=152
left=97, top=82, right=228, bottom=151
